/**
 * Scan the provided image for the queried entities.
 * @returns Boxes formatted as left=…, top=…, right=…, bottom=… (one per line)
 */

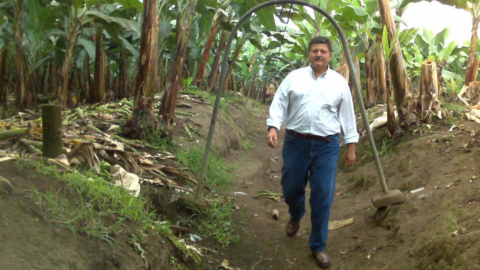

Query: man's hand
left=345, top=143, right=356, bottom=167
left=267, top=127, right=278, bottom=148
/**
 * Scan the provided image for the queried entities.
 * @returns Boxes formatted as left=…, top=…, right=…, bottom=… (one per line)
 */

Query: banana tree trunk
left=195, top=10, right=223, bottom=88
left=92, top=28, right=106, bottom=104
left=105, top=61, right=111, bottom=100
left=119, top=50, right=128, bottom=99
left=85, top=55, right=92, bottom=102
left=472, top=58, right=480, bottom=82
left=48, top=62, right=57, bottom=94
left=248, top=52, right=258, bottom=73
left=232, top=76, right=237, bottom=92
left=465, top=16, right=480, bottom=86
left=159, top=0, right=197, bottom=128
left=262, top=83, right=268, bottom=103
left=223, top=43, right=242, bottom=92
left=208, top=30, right=227, bottom=91
left=112, top=76, right=118, bottom=101
left=14, top=0, right=28, bottom=111
left=385, top=62, right=396, bottom=137
left=58, top=29, right=79, bottom=108
left=377, top=0, right=416, bottom=127
left=41, top=65, right=48, bottom=95
left=418, top=60, right=440, bottom=123
left=76, top=65, right=85, bottom=101
left=352, top=55, right=361, bottom=103
left=0, top=46, right=7, bottom=117
left=128, top=0, right=159, bottom=132
left=365, top=48, right=374, bottom=108
left=375, top=35, right=387, bottom=103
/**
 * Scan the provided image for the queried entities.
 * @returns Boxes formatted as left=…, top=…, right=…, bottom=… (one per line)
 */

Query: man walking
left=266, top=36, right=358, bottom=269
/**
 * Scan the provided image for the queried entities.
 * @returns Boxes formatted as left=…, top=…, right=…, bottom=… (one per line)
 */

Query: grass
left=144, top=126, right=176, bottom=151
left=26, top=162, right=162, bottom=240
left=181, top=198, right=238, bottom=247
left=378, top=138, right=395, bottom=156
left=176, top=145, right=236, bottom=191
left=173, top=145, right=239, bottom=247
left=444, top=77, right=463, bottom=99
left=19, top=160, right=205, bottom=261
left=240, top=136, right=254, bottom=150
left=174, top=145, right=239, bottom=247
left=442, top=100, right=465, bottom=126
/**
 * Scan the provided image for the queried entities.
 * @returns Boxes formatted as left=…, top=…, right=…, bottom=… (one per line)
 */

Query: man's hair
left=308, top=36, right=333, bottom=53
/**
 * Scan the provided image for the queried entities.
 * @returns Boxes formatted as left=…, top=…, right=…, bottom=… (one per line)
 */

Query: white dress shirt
left=266, top=65, right=359, bottom=144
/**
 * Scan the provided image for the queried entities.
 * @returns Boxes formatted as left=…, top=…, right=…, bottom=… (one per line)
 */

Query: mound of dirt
left=0, top=161, right=177, bottom=270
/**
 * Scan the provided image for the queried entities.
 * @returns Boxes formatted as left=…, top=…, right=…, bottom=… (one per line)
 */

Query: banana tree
left=401, top=0, right=480, bottom=85
left=377, top=0, right=417, bottom=127
left=208, top=29, right=228, bottom=91
left=194, top=0, right=229, bottom=89
left=159, top=0, right=198, bottom=130
left=53, top=0, right=141, bottom=107
left=0, top=2, right=14, bottom=113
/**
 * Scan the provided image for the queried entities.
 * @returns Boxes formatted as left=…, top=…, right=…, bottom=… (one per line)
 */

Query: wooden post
left=42, top=105, right=63, bottom=158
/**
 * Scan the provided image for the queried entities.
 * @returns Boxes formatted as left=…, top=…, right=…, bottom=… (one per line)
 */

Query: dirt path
left=219, top=109, right=480, bottom=270
left=221, top=110, right=331, bottom=270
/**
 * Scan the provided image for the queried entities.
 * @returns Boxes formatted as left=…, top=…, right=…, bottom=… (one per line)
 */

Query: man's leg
left=308, top=135, right=340, bottom=252
left=281, top=134, right=311, bottom=222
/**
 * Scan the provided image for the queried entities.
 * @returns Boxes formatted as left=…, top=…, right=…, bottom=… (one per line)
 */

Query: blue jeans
left=281, top=132, right=340, bottom=252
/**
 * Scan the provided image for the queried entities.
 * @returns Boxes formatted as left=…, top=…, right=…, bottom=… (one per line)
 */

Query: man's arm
left=266, top=75, right=291, bottom=148
left=345, top=143, right=356, bottom=167
left=338, top=82, right=359, bottom=167
left=267, top=126, right=278, bottom=148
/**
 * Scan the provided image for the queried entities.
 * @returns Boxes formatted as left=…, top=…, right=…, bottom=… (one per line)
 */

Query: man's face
left=308, top=43, right=332, bottom=72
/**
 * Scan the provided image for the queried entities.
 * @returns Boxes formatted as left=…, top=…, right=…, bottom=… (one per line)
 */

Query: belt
left=286, top=129, right=331, bottom=143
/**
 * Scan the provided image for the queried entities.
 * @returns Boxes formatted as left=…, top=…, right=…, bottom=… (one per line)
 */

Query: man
left=266, top=36, right=358, bottom=269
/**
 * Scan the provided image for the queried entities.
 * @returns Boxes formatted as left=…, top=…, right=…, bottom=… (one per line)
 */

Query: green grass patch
left=442, top=100, right=465, bottom=126
left=444, top=77, right=463, bottom=98
left=240, top=137, right=254, bottom=150
left=181, top=199, right=238, bottom=247
left=27, top=162, right=163, bottom=240
left=21, top=160, right=201, bottom=263
left=176, top=146, right=236, bottom=191
left=378, top=138, right=395, bottom=156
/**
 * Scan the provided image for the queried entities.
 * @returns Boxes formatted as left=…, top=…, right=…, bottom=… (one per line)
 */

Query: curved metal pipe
left=196, top=0, right=388, bottom=198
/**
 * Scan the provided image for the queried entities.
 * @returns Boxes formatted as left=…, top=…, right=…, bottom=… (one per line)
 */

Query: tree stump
left=418, top=60, right=440, bottom=122
left=462, top=81, right=480, bottom=105
left=42, top=104, right=63, bottom=158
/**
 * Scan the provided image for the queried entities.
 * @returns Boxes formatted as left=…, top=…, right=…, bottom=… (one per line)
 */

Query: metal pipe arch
left=196, top=0, right=388, bottom=198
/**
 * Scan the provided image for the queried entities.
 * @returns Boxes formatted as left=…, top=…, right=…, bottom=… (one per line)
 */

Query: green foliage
left=181, top=199, right=237, bottom=246
left=176, top=145, right=235, bottom=191
left=26, top=161, right=166, bottom=243
left=444, top=77, right=463, bottom=98
left=240, top=136, right=254, bottom=150
left=169, top=257, right=189, bottom=270
left=379, top=138, right=395, bottom=157
left=181, top=77, right=195, bottom=91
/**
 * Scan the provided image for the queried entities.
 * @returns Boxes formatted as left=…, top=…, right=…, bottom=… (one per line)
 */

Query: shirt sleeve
left=266, top=74, right=291, bottom=131
left=338, top=82, right=359, bottom=144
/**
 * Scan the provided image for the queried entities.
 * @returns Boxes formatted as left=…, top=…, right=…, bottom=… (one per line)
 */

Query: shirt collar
left=308, top=65, right=330, bottom=79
